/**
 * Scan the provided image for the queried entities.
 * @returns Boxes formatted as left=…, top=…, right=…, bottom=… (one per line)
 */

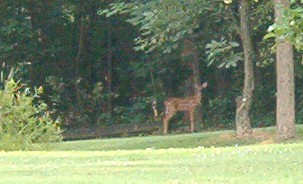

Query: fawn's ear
left=202, top=82, right=208, bottom=88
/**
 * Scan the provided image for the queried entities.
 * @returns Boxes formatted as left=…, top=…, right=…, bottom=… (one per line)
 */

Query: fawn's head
left=194, top=82, right=208, bottom=92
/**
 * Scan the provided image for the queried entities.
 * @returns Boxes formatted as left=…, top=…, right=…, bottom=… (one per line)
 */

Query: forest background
left=1, top=0, right=302, bottom=139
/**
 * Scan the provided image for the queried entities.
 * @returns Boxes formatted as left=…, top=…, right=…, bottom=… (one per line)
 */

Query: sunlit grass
left=1, top=143, right=303, bottom=183
left=1, top=126, right=303, bottom=183
left=53, top=125, right=303, bottom=151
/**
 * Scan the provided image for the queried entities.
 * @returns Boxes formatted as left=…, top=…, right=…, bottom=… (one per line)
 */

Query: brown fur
left=162, top=82, right=207, bottom=134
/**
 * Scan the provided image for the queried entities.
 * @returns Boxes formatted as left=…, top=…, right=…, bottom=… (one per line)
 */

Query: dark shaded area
left=0, top=1, right=302, bottom=139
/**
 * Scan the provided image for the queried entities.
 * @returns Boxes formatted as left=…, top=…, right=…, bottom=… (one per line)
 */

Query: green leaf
left=229, top=42, right=239, bottom=47
left=263, top=32, right=276, bottom=40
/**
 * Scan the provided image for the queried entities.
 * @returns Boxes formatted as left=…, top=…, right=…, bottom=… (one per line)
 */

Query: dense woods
left=1, top=0, right=303, bottom=140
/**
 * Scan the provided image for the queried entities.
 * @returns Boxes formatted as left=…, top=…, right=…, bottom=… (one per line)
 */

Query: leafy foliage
left=265, top=0, right=303, bottom=51
left=206, top=38, right=243, bottom=68
left=205, top=95, right=235, bottom=128
left=100, top=0, right=212, bottom=53
left=0, top=0, right=302, bottom=138
left=0, top=75, right=62, bottom=151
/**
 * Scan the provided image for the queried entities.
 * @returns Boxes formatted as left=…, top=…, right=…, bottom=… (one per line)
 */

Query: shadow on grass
left=52, top=125, right=303, bottom=151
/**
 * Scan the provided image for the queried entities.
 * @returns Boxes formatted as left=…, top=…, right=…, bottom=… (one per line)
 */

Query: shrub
left=0, top=79, right=62, bottom=151
left=205, top=95, right=235, bottom=128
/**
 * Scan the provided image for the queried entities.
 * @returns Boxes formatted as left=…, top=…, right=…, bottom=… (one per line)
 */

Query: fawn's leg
left=163, top=117, right=169, bottom=134
left=163, top=102, right=175, bottom=134
left=163, top=114, right=173, bottom=134
left=189, top=111, right=195, bottom=132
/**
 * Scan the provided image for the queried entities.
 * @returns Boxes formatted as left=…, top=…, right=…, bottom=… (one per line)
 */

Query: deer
left=162, top=82, right=208, bottom=134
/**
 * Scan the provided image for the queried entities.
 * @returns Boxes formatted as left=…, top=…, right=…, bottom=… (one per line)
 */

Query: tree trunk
left=28, top=0, right=47, bottom=85
left=274, top=0, right=295, bottom=140
left=106, top=24, right=113, bottom=114
left=183, top=74, right=194, bottom=125
left=182, top=40, right=203, bottom=130
left=236, top=0, right=254, bottom=136
left=75, top=17, right=84, bottom=107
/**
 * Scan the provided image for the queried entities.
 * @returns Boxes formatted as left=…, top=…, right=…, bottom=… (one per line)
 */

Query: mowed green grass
left=54, top=125, right=303, bottom=151
left=1, top=126, right=303, bottom=184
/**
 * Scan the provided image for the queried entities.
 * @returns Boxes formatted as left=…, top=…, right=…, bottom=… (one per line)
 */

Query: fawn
left=162, top=82, right=207, bottom=134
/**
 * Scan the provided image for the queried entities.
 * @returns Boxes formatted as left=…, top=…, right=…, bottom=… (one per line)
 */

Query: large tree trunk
left=182, top=40, right=203, bottom=130
left=236, top=0, right=254, bottom=136
left=274, top=0, right=295, bottom=140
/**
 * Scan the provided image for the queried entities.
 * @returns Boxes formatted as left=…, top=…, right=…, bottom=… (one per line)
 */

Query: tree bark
left=274, top=0, right=295, bottom=140
left=28, top=0, right=47, bottom=85
left=106, top=23, right=113, bottom=114
left=75, top=17, right=84, bottom=107
left=182, top=40, right=203, bottom=130
left=236, top=0, right=254, bottom=136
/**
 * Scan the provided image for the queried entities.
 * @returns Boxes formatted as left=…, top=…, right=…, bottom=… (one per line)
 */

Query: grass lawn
left=1, top=126, right=303, bottom=183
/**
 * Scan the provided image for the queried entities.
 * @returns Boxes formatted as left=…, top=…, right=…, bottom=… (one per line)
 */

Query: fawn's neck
left=193, top=90, right=202, bottom=104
